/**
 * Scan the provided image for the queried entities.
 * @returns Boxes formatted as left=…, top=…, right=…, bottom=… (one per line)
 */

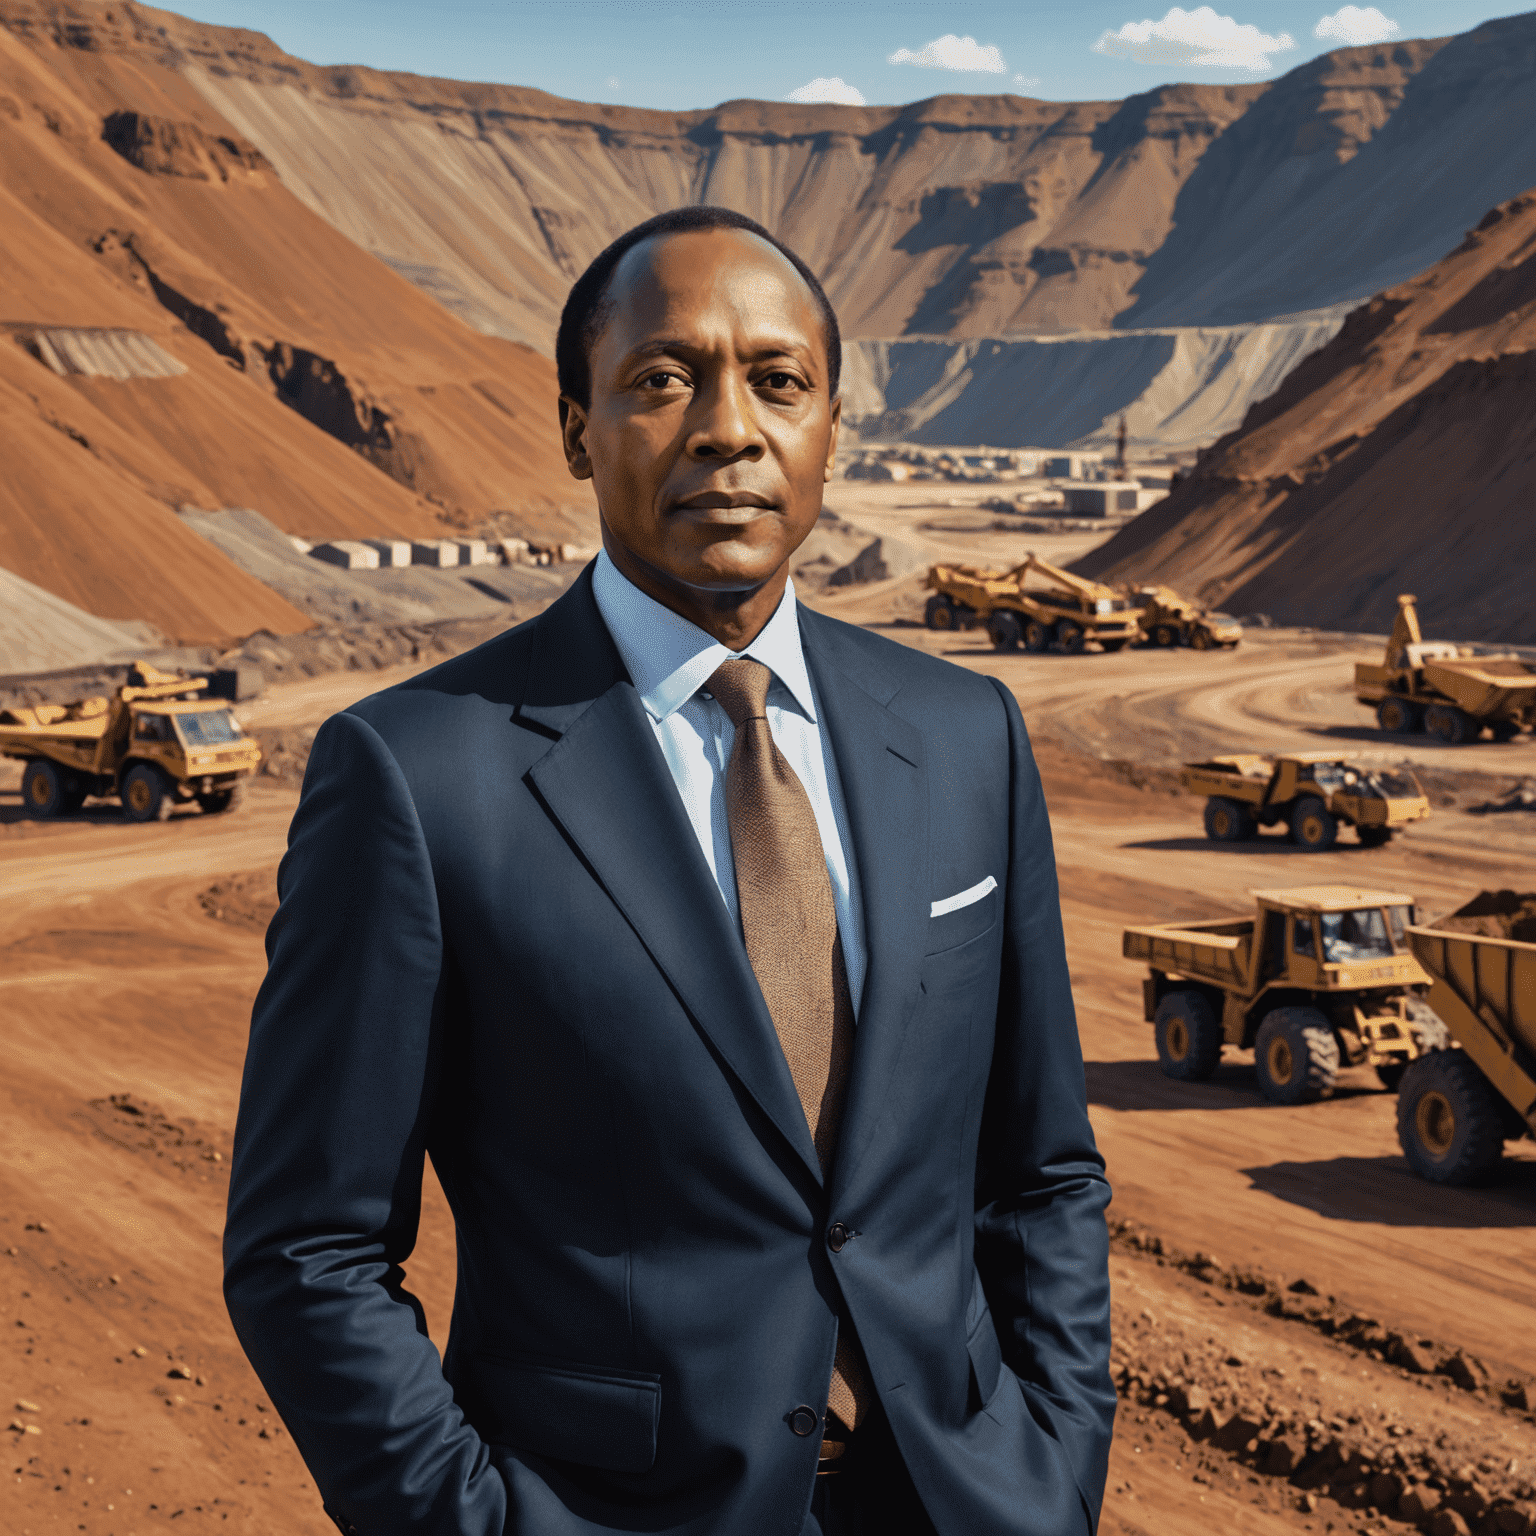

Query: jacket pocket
left=924, top=888, right=998, bottom=956
left=471, top=1353, right=662, bottom=1475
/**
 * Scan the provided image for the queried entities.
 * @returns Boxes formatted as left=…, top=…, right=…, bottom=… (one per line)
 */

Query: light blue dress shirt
left=591, top=549, right=867, bottom=1013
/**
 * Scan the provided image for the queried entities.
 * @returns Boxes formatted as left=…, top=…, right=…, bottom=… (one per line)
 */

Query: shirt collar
left=591, top=548, right=818, bottom=724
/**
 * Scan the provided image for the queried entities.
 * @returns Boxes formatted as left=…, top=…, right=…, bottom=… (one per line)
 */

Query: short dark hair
left=555, top=206, right=842, bottom=412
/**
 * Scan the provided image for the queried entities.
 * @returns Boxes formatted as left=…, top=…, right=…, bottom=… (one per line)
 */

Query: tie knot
left=707, top=657, right=772, bottom=727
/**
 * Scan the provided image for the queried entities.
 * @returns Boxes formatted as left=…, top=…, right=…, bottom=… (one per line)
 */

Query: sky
left=177, top=1, right=1519, bottom=109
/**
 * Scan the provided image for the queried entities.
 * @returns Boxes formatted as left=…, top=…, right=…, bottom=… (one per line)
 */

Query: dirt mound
left=0, top=10, right=592, bottom=644
left=1076, top=188, right=1536, bottom=643
left=0, top=565, right=165, bottom=674
left=1434, top=890, right=1536, bottom=944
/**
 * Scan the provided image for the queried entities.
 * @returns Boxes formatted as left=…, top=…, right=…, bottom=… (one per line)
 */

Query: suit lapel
left=799, top=608, right=931, bottom=1191
left=520, top=571, right=824, bottom=1186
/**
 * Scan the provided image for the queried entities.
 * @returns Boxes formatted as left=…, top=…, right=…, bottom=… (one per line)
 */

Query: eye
left=761, top=371, right=803, bottom=392
left=639, top=369, right=686, bottom=390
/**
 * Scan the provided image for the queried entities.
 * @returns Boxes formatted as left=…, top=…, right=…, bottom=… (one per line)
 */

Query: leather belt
left=817, top=1436, right=848, bottom=1475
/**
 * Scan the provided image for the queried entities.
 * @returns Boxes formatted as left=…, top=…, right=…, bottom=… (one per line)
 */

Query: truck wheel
left=1396, top=1049, right=1505, bottom=1185
left=121, top=763, right=173, bottom=823
left=987, top=612, right=1022, bottom=651
left=1151, top=624, right=1177, bottom=648
left=1254, top=1008, right=1340, bottom=1104
left=1489, top=720, right=1520, bottom=742
left=924, top=595, right=956, bottom=631
left=1377, top=697, right=1420, bottom=733
left=1204, top=796, right=1256, bottom=842
left=1154, top=991, right=1222, bottom=1081
left=22, top=759, right=68, bottom=818
left=1022, top=618, right=1051, bottom=653
left=1425, top=705, right=1474, bottom=744
left=197, top=783, right=246, bottom=815
left=1190, top=626, right=1213, bottom=651
left=1057, top=621, right=1086, bottom=655
left=1289, top=796, right=1338, bottom=850
left=1357, top=825, right=1393, bottom=847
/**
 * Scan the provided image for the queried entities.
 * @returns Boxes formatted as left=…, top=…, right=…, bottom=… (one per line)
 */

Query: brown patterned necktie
left=707, top=657, right=870, bottom=1433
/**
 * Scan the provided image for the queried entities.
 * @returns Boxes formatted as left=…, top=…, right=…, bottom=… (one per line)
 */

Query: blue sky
left=179, top=1, right=1518, bottom=108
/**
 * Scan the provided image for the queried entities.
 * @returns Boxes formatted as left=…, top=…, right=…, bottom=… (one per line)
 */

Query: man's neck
left=600, top=535, right=791, bottom=652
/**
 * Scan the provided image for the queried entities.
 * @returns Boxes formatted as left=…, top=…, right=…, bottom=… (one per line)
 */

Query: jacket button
left=789, top=1405, right=819, bottom=1436
left=827, top=1221, right=850, bottom=1252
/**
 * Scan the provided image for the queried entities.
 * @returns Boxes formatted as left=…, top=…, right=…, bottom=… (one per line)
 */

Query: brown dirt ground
left=5, top=512, right=1535, bottom=1534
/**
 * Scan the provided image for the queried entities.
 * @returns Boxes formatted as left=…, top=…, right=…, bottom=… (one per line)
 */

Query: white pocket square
left=930, top=875, right=997, bottom=918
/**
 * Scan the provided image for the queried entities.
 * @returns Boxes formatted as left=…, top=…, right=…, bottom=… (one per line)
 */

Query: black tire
left=987, top=611, right=1023, bottom=651
left=1154, top=991, right=1223, bottom=1082
left=22, top=758, right=67, bottom=818
left=196, top=782, right=246, bottom=815
left=1396, top=1049, right=1505, bottom=1185
left=1203, top=796, right=1256, bottom=842
left=1289, top=796, right=1338, bottom=850
left=924, top=594, right=956, bottom=631
left=1022, top=618, right=1051, bottom=653
left=1377, top=696, right=1420, bottom=733
left=1254, top=1007, right=1340, bottom=1104
left=1357, top=825, right=1393, bottom=847
left=121, top=763, right=173, bottom=823
left=1425, top=705, right=1474, bottom=744
left=1489, top=720, right=1520, bottom=743
left=1057, top=621, right=1086, bottom=655
left=1152, top=624, right=1178, bottom=648
left=1190, top=626, right=1213, bottom=651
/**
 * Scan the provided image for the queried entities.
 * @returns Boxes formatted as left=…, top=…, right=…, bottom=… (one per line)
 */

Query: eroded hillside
left=1075, top=190, right=1536, bottom=643
left=0, top=5, right=590, bottom=643
left=12, top=2, right=1535, bottom=357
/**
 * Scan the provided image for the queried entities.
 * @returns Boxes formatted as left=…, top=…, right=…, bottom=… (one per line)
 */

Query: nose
left=687, top=370, right=765, bottom=462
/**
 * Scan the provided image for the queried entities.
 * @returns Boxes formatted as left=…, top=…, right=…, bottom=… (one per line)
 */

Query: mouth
left=670, top=491, right=779, bottom=522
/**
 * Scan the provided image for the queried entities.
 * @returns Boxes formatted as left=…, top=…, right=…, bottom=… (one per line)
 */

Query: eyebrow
left=621, top=337, right=816, bottom=366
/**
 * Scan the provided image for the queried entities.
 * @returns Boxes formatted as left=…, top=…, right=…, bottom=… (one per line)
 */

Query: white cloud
left=1013, top=73, right=1042, bottom=90
left=604, top=76, right=620, bottom=89
left=1313, top=5, right=1400, bottom=44
left=786, top=76, right=867, bottom=106
left=888, top=34, right=1008, bottom=74
left=1092, top=6, right=1296, bottom=71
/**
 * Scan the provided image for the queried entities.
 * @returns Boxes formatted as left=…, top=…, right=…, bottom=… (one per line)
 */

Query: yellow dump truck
left=1181, top=753, right=1431, bottom=849
left=0, top=663, right=261, bottom=822
left=1356, top=594, right=1536, bottom=743
left=1128, top=585, right=1242, bottom=650
left=1396, top=914, right=1536, bottom=1184
left=923, top=550, right=1142, bottom=654
left=1124, top=885, right=1447, bottom=1103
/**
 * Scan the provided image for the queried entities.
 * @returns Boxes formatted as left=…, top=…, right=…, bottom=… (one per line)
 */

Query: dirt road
left=6, top=509, right=1534, bottom=1535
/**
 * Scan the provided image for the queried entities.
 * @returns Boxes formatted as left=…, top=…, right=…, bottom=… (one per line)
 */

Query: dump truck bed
left=1123, top=918, right=1254, bottom=989
left=1420, top=658, right=1536, bottom=717
left=1406, top=925, right=1536, bottom=1131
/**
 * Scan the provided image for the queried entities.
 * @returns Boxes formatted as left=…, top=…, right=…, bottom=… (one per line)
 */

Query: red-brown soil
left=5, top=517, right=1536, bottom=1533
left=1077, top=188, right=1536, bottom=643
left=0, top=9, right=592, bottom=643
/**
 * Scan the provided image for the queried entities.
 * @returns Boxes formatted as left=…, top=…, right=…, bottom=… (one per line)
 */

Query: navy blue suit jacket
left=224, top=566, right=1114, bottom=1536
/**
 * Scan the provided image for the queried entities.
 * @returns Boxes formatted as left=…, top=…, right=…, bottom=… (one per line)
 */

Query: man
left=225, top=207, right=1114, bottom=1536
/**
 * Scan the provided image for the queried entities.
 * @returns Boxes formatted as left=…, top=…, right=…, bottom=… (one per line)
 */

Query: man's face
left=562, top=229, right=839, bottom=604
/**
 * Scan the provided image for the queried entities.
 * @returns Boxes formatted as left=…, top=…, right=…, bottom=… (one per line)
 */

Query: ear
left=560, top=396, right=593, bottom=481
left=823, top=397, right=842, bottom=484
